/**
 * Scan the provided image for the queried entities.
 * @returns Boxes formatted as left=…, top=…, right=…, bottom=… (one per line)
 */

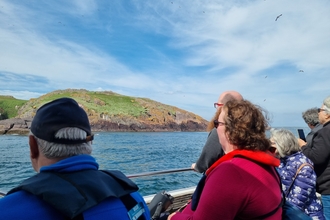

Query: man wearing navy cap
left=0, top=97, right=150, bottom=220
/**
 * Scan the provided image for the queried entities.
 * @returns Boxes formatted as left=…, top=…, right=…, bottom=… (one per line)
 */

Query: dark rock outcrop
left=91, top=119, right=206, bottom=132
left=0, top=118, right=32, bottom=135
left=0, top=117, right=207, bottom=135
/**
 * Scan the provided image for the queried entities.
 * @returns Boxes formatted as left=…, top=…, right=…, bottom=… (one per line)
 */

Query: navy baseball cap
left=30, top=97, right=93, bottom=144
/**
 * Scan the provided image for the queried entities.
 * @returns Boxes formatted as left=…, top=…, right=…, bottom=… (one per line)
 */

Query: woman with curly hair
left=169, top=100, right=282, bottom=220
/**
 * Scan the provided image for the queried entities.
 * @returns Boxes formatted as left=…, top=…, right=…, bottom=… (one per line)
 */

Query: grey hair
left=31, top=127, right=92, bottom=159
left=302, top=107, right=319, bottom=126
left=323, top=96, right=330, bottom=114
left=270, top=129, right=300, bottom=158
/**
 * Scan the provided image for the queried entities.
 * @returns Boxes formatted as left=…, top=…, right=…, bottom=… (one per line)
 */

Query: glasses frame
left=214, top=103, right=224, bottom=108
left=318, top=108, right=326, bottom=113
left=214, top=120, right=226, bottom=128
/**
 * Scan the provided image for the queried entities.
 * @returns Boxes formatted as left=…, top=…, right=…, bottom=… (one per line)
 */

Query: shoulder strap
left=285, top=163, right=313, bottom=196
left=120, top=194, right=146, bottom=220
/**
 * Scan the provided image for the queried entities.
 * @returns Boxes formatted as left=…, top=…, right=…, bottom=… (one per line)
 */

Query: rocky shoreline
left=0, top=118, right=207, bottom=135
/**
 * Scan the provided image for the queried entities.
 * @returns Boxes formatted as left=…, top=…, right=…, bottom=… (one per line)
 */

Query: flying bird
left=299, top=70, right=304, bottom=72
left=275, top=14, right=282, bottom=21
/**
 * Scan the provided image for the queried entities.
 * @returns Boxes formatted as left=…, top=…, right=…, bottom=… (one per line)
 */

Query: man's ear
left=29, top=135, right=39, bottom=159
left=326, top=113, right=330, bottom=120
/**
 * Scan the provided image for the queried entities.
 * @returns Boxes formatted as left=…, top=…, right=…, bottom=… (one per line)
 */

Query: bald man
left=192, top=91, right=243, bottom=173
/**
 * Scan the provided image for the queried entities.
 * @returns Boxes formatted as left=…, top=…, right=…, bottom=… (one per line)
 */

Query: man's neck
left=35, top=155, right=65, bottom=172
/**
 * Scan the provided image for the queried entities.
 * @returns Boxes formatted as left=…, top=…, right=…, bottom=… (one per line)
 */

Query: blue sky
left=0, top=0, right=330, bottom=127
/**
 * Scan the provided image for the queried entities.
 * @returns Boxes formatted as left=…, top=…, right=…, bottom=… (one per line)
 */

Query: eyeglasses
left=318, top=108, right=326, bottom=113
left=214, top=120, right=226, bottom=128
left=214, top=103, right=224, bottom=108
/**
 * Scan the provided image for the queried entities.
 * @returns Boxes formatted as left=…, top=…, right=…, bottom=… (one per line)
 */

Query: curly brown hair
left=223, top=100, right=271, bottom=151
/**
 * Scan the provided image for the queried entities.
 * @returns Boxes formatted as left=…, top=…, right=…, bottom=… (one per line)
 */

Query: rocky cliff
left=0, top=89, right=208, bottom=135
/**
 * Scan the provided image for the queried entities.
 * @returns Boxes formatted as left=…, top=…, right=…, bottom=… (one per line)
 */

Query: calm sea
left=0, top=127, right=309, bottom=196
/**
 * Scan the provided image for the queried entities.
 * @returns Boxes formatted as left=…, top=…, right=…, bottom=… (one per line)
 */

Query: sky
left=0, top=0, right=330, bottom=127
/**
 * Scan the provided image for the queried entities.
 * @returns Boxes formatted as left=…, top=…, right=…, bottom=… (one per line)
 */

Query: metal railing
left=127, top=167, right=192, bottom=178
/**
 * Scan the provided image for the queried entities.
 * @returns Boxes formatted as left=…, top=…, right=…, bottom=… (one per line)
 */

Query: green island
left=0, top=89, right=208, bottom=134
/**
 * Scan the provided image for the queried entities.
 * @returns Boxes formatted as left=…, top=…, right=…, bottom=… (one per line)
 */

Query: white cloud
left=0, top=0, right=330, bottom=126
left=0, top=90, right=43, bottom=100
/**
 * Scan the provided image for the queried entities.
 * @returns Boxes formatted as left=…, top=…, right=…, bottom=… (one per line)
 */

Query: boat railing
left=127, top=167, right=195, bottom=212
left=127, top=167, right=192, bottom=178
left=0, top=168, right=196, bottom=209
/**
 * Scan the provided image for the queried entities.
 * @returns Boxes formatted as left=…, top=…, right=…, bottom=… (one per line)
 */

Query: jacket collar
left=206, top=149, right=280, bottom=176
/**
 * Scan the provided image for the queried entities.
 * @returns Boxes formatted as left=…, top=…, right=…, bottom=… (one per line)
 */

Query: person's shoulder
left=211, top=158, right=250, bottom=175
left=129, top=191, right=147, bottom=203
left=319, top=122, right=330, bottom=132
left=207, top=160, right=245, bottom=183
left=0, top=190, right=30, bottom=203
left=205, top=128, right=221, bottom=146
left=0, top=191, right=62, bottom=219
left=315, top=123, right=323, bottom=130
left=293, top=152, right=315, bottom=172
left=208, top=128, right=218, bottom=137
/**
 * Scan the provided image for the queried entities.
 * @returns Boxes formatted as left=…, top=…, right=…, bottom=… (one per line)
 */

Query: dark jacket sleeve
left=302, top=123, right=330, bottom=172
left=194, top=128, right=224, bottom=173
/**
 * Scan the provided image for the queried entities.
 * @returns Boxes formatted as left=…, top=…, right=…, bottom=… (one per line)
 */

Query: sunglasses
left=214, top=103, right=224, bottom=108
left=214, top=120, right=226, bottom=128
left=269, top=146, right=277, bottom=154
left=318, top=108, right=326, bottom=113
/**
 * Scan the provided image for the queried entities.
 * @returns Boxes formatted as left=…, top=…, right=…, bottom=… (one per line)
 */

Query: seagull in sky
left=275, top=14, right=282, bottom=21
left=299, top=70, right=304, bottom=72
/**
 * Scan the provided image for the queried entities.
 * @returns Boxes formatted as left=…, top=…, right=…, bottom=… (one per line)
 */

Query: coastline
left=0, top=118, right=208, bottom=135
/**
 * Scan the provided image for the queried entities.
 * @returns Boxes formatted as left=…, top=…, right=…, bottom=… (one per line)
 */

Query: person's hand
left=297, top=138, right=307, bottom=147
left=167, top=212, right=177, bottom=220
left=191, top=163, right=196, bottom=170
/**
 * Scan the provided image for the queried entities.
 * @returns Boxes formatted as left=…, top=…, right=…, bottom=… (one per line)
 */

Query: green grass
left=23, top=90, right=147, bottom=118
left=0, top=96, right=27, bottom=119
left=0, top=89, right=177, bottom=119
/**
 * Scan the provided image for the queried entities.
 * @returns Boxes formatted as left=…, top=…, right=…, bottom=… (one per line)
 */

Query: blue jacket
left=278, top=151, right=324, bottom=220
left=0, top=155, right=150, bottom=220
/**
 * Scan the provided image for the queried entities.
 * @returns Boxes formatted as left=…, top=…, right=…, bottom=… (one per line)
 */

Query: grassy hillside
left=0, top=89, right=208, bottom=132
left=13, top=89, right=205, bottom=123
left=19, top=89, right=147, bottom=117
left=0, top=95, right=27, bottom=119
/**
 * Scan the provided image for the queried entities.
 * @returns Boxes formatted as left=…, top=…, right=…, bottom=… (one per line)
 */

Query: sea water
left=0, top=128, right=309, bottom=196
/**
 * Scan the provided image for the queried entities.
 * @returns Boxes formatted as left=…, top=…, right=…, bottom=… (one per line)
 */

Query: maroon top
left=172, top=150, right=282, bottom=220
